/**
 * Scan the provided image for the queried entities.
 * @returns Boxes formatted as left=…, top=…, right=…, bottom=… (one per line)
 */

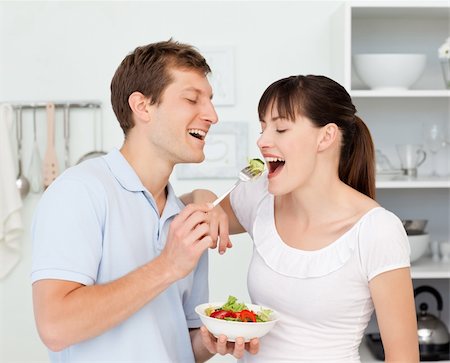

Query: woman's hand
left=207, top=204, right=232, bottom=254
left=199, top=326, right=259, bottom=359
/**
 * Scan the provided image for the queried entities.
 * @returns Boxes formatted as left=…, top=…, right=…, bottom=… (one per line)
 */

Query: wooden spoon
left=43, top=102, right=59, bottom=188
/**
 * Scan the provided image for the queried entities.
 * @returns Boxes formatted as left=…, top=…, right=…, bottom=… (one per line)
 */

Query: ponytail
left=338, top=116, right=376, bottom=199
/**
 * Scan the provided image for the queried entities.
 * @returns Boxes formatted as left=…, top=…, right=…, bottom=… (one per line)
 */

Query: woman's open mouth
left=265, top=157, right=285, bottom=177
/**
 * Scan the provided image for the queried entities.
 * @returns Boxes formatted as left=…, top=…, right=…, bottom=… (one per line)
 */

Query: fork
left=212, top=165, right=264, bottom=207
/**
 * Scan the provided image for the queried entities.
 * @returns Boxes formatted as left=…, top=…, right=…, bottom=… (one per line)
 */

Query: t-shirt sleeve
left=31, top=177, right=104, bottom=285
left=229, top=172, right=268, bottom=238
left=358, top=209, right=411, bottom=281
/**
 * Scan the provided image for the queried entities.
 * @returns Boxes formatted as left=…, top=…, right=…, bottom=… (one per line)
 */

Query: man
left=31, top=39, right=258, bottom=362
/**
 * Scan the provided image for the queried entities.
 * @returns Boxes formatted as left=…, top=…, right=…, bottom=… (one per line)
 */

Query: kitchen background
left=0, top=1, right=449, bottom=362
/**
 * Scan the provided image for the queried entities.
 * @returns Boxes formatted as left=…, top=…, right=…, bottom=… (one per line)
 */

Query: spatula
left=43, top=102, right=59, bottom=189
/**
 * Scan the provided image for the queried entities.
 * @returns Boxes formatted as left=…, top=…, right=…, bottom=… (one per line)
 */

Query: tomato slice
left=238, top=309, right=257, bottom=322
left=210, top=309, right=237, bottom=320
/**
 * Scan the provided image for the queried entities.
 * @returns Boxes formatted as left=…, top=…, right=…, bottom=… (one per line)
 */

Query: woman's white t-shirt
left=230, top=175, right=410, bottom=363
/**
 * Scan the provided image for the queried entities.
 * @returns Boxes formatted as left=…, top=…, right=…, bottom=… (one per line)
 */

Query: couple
left=31, top=39, right=419, bottom=362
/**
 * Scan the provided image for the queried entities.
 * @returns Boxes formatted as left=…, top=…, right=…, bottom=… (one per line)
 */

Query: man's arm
left=33, top=204, right=212, bottom=352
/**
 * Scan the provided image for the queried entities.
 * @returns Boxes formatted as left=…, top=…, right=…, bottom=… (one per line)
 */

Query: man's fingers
left=175, top=203, right=211, bottom=225
left=180, top=211, right=209, bottom=235
left=195, top=235, right=214, bottom=254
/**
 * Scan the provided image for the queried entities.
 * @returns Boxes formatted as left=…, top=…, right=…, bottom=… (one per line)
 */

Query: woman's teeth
left=265, top=157, right=285, bottom=174
left=188, top=129, right=206, bottom=140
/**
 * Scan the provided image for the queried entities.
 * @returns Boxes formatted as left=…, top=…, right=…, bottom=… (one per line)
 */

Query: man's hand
left=159, top=203, right=213, bottom=280
left=180, top=189, right=233, bottom=255
left=199, top=326, right=259, bottom=359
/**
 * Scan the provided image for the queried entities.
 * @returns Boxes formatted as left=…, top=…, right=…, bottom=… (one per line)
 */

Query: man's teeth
left=265, top=157, right=285, bottom=162
left=188, top=129, right=206, bottom=139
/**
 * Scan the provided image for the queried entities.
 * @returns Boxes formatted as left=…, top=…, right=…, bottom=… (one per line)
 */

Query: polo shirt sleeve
left=358, top=209, right=411, bottom=281
left=230, top=172, right=268, bottom=238
left=31, top=176, right=104, bottom=285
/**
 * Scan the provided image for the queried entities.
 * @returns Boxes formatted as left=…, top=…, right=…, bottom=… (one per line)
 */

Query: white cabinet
left=334, top=1, right=450, bottom=361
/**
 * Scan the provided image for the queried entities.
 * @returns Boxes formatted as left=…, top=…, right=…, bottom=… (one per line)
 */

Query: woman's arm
left=369, top=267, right=419, bottom=362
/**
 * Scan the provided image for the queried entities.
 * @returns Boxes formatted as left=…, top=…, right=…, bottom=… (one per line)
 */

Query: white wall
left=0, top=1, right=342, bottom=362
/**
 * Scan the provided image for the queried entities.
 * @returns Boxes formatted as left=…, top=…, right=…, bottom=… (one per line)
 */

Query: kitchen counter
left=359, top=341, right=450, bottom=363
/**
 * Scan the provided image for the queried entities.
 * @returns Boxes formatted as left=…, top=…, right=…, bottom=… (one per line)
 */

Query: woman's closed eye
left=276, top=129, right=288, bottom=133
left=186, top=98, right=198, bottom=104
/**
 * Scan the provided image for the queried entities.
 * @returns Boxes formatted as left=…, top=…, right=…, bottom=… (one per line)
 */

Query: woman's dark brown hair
left=258, top=75, right=376, bottom=199
left=110, top=39, right=211, bottom=136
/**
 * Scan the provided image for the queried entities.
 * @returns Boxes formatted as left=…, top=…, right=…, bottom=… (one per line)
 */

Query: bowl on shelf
left=408, top=234, right=430, bottom=263
left=195, top=302, right=279, bottom=342
left=402, top=219, right=428, bottom=236
left=353, top=53, right=426, bottom=91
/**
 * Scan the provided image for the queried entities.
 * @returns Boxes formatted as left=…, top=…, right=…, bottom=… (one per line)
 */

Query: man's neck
left=120, top=142, right=173, bottom=215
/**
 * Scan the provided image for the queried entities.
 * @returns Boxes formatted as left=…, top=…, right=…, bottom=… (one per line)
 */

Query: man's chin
left=180, top=154, right=205, bottom=164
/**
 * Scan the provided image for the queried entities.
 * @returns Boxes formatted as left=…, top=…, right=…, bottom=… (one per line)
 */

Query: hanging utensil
left=43, top=102, right=59, bottom=189
left=15, top=106, right=30, bottom=199
left=28, top=107, right=43, bottom=193
left=76, top=105, right=106, bottom=164
left=63, top=104, right=70, bottom=169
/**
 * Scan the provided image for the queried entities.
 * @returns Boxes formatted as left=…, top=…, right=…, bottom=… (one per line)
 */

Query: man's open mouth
left=188, top=129, right=206, bottom=141
left=265, top=157, right=285, bottom=174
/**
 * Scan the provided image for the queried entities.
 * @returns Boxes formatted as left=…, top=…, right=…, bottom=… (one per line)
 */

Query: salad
left=205, top=296, right=272, bottom=323
left=248, top=158, right=265, bottom=175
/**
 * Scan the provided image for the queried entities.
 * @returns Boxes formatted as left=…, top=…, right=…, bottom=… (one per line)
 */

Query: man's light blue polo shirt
left=31, top=148, right=208, bottom=363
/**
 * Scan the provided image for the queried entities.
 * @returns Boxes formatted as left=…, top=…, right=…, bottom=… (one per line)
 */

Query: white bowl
left=353, top=53, right=426, bottom=91
left=408, top=234, right=430, bottom=263
left=195, top=302, right=279, bottom=342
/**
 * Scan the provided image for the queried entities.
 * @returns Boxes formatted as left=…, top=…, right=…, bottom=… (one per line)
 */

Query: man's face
left=147, top=68, right=218, bottom=165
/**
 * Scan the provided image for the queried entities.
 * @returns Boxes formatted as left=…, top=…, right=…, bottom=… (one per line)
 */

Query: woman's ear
left=317, top=123, right=338, bottom=152
left=128, top=92, right=151, bottom=124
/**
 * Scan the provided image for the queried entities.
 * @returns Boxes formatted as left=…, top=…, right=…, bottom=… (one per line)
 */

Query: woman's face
left=257, top=106, right=322, bottom=195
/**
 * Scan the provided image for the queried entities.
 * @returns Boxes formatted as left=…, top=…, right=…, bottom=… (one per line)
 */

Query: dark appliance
left=365, top=285, right=450, bottom=361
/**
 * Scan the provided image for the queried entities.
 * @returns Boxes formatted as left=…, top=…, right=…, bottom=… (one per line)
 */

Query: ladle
left=15, top=107, right=30, bottom=199
left=76, top=106, right=106, bottom=164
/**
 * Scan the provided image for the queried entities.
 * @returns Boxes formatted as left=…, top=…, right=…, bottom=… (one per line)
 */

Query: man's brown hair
left=110, top=39, right=211, bottom=135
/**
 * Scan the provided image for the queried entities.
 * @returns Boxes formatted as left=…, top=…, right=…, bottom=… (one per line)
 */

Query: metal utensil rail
left=5, top=101, right=103, bottom=197
left=9, top=101, right=101, bottom=110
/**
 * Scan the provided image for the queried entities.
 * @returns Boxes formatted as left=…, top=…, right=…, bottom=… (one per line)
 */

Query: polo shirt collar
left=104, top=148, right=145, bottom=192
left=104, top=148, right=183, bottom=217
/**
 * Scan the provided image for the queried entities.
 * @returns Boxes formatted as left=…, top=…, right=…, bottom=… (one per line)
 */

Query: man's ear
left=317, top=123, right=338, bottom=152
left=128, top=92, right=151, bottom=124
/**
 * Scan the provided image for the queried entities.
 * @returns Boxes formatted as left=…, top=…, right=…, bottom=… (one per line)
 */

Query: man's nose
left=202, top=100, right=218, bottom=124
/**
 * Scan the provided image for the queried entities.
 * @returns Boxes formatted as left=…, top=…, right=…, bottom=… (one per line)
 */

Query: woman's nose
left=257, top=130, right=271, bottom=149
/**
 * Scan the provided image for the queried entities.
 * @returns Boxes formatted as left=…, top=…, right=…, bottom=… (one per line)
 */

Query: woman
left=185, top=75, right=419, bottom=362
